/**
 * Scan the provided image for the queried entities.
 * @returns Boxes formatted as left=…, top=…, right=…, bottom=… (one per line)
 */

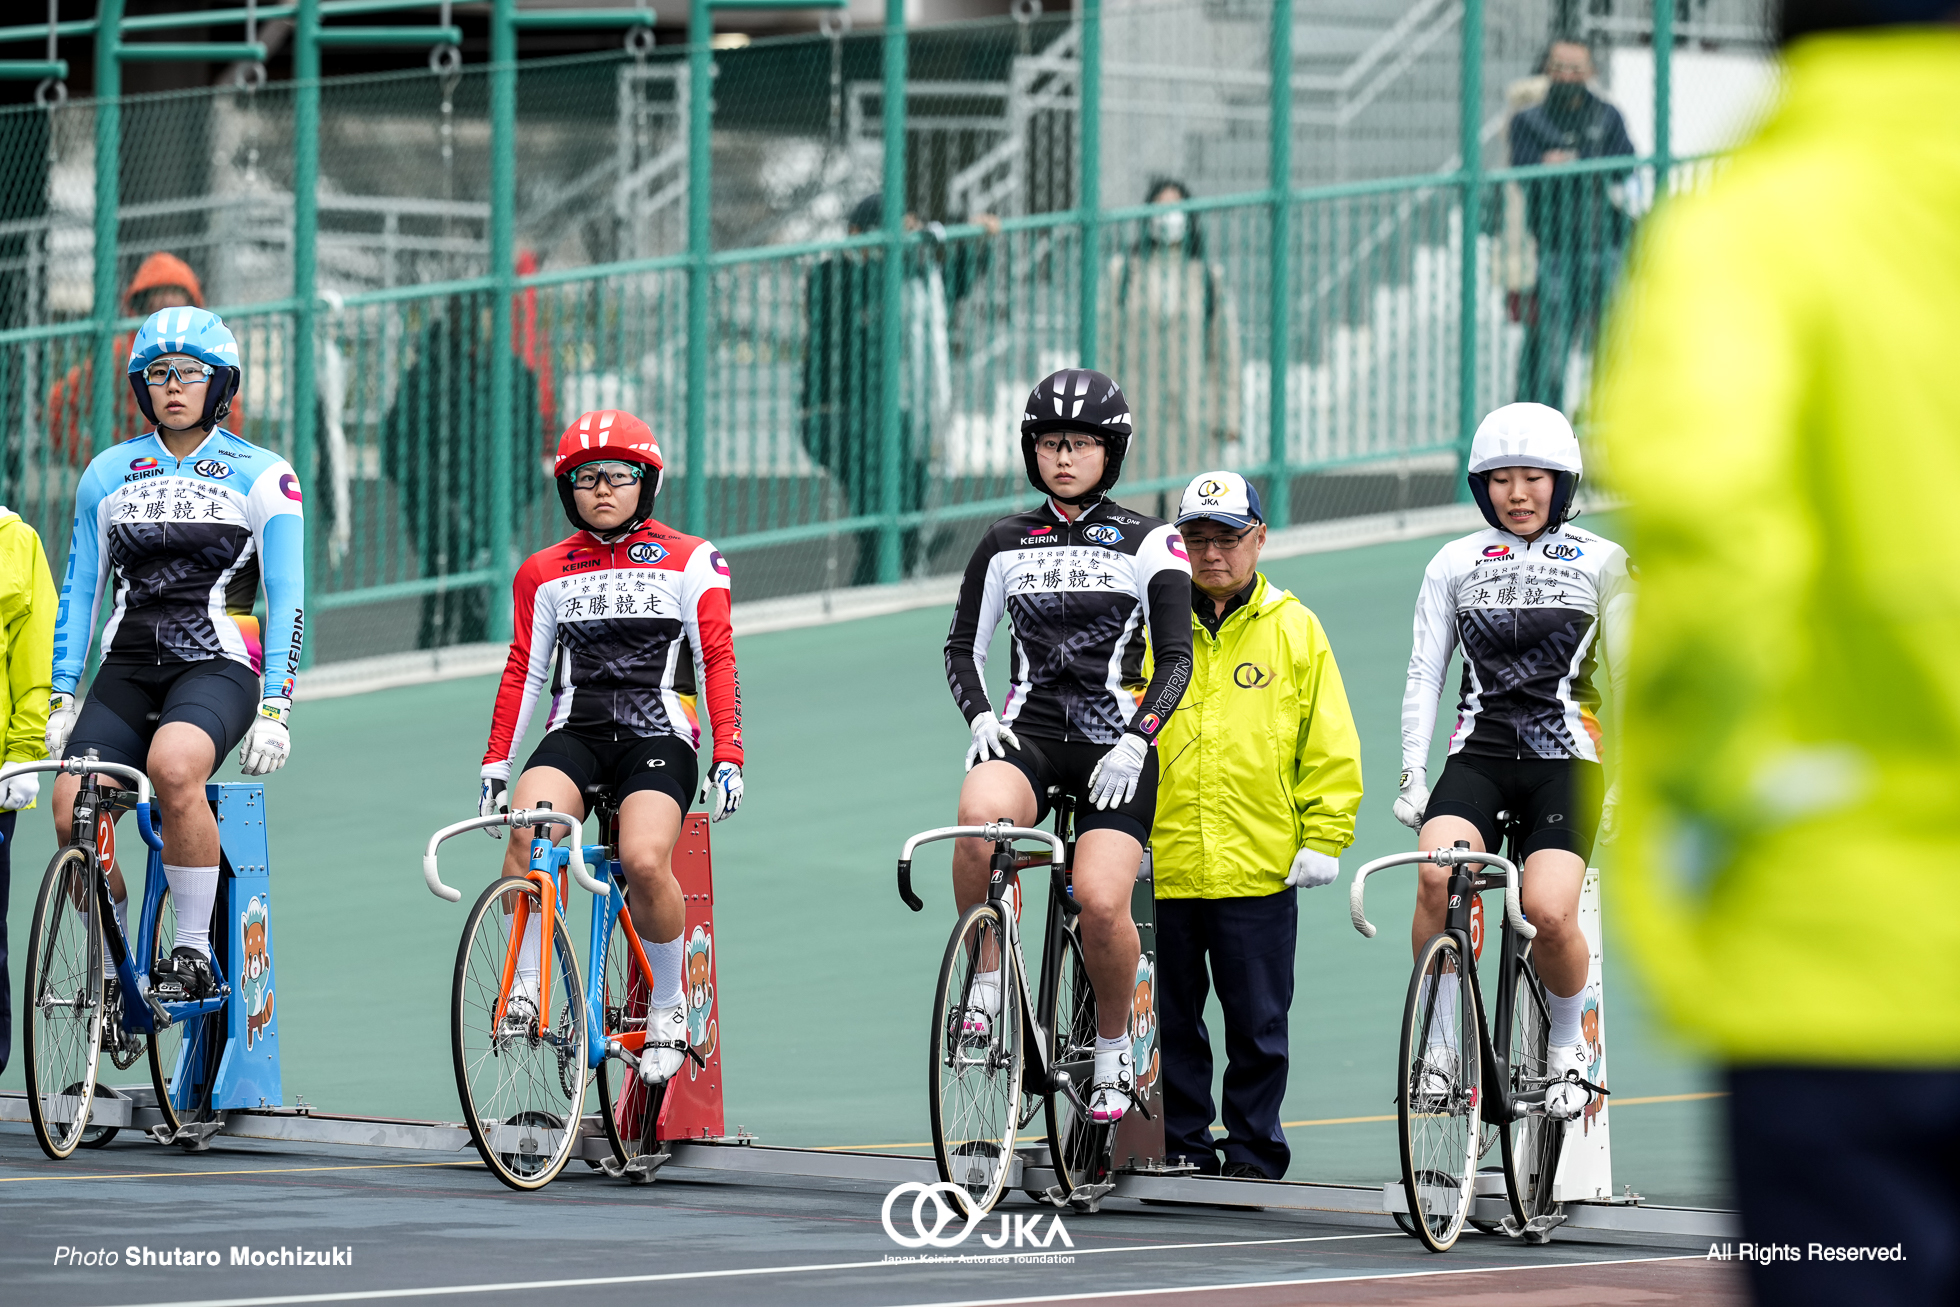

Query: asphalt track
left=0, top=521, right=1737, bottom=1304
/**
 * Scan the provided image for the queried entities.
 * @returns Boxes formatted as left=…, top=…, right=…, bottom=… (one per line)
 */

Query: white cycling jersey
left=1401, top=523, right=1633, bottom=771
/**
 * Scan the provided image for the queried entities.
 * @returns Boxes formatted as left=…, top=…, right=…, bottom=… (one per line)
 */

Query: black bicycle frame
left=1432, top=833, right=1547, bottom=1129
left=974, top=799, right=1081, bottom=1100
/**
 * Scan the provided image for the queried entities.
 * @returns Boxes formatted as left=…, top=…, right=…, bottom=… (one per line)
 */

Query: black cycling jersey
left=944, top=497, right=1194, bottom=747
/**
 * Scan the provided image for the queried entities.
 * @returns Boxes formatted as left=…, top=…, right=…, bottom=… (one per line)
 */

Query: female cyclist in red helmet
left=477, top=409, right=744, bottom=1087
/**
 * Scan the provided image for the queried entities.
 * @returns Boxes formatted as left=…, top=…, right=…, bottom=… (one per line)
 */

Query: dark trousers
left=0, top=809, right=15, bottom=1074
left=1515, top=246, right=1620, bottom=410
left=1157, top=889, right=1297, bottom=1179
left=1727, top=1065, right=1960, bottom=1306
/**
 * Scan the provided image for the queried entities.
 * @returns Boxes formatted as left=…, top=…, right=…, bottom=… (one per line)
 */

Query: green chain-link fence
left=0, top=0, right=1776, bottom=665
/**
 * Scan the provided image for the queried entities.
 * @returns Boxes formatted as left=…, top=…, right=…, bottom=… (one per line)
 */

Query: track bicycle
left=423, top=794, right=702, bottom=1191
left=1350, top=830, right=1598, bottom=1252
left=8, top=754, right=236, bottom=1159
left=897, top=795, right=1133, bottom=1217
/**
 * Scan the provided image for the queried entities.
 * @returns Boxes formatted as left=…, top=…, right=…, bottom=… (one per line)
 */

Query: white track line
left=879, top=1254, right=1707, bottom=1306
left=93, top=1233, right=1401, bottom=1307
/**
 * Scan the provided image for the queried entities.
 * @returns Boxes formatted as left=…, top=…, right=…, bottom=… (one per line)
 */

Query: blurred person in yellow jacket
left=0, top=506, right=56, bottom=1074
left=1595, top=7, right=1960, bottom=1303
left=1150, top=471, right=1363, bottom=1178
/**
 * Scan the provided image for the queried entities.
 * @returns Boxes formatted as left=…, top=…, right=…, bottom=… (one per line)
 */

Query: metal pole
left=875, top=0, right=906, bottom=583
left=1454, top=0, right=1483, bottom=481
left=1265, top=0, right=1292, bottom=528
left=292, top=0, right=319, bottom=664
left=89, top=0, right=124, bottom=457
left=684, top=0, right=711, bottom=537
left=1653, top=0, right=1672, bottom=194
left=488, top=0, right=515, bottom=640
left=1074, top=0, right=1099, bottom=369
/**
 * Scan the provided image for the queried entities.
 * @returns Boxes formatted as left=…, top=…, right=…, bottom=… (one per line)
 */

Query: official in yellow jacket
left=0, top=506, right=56, bottom=1074
left=1150, top=471, right=1363, bottom=1178
left=1595, top=17, right=1960, bottom=1305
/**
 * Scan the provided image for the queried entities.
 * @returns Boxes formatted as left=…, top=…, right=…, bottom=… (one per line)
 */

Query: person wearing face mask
left=1507, top=41, right=1637, bottom=409
left=1102, top=180, right=1243, bottom=508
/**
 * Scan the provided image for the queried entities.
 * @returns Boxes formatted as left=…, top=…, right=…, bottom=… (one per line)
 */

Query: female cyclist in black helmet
left=942, top=368, right=1194, bottom=1125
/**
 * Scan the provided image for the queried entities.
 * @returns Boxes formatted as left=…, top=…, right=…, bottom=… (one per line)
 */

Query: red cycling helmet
left=554, top=409, right=664, bottom=533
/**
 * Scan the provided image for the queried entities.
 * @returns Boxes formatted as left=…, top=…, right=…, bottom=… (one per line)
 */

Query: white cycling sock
left=164, top=864, right=218, bottom=961
left=514, top=917, right=541, bottom=1001
left=1095, top=1033, right=1130, bottom=1055
left=1547, top=984, right=1587, bottom=1050
left=646, top=932, right=684, bottom=1012
left=1419, top=974, right=1462, bottom=1052
left=971, top=969, right=1001, bottom=1012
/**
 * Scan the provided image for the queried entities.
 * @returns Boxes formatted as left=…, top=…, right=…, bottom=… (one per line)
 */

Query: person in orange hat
left=47, top=253, right=245, bottom=460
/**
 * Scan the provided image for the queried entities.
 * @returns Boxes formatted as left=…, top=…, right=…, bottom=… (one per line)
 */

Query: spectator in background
left=800, top=193, right=998, bottom=588
left=0, top=504, right=55, bottom=1074
left=1509, top=41, right=1635, bottom=410
left=1597, top=7, right=1960, bottom=1304
left=379, top=296, right=544, bottom=650
left=1104, top=181, right=1243, bottom=512
left=47, top=253, right=247, bottom=459
left=1150, top=471, right=1362, bottom=1179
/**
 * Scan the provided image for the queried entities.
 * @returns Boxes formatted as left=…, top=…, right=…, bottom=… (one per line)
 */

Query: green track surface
left=1, top=525, right=1729, bottom=1205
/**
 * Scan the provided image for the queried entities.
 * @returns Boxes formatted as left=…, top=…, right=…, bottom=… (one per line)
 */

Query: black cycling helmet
left=1019, top=368, right=1133, bottom=506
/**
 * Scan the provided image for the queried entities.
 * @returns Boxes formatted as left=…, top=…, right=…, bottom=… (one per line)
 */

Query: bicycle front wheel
left=1397, top=932, right=1482, bottom=1253
left=1499, top=952, right=1564, bottom=1226
left=930, top=902, right=1022, bottom=1217
left=595, top=902, right=665, bottom=1170
left=452, top=877, right=591, bottom=1192
left=25, top=847, right=105, bottom=1160
left=1043, top=921, right=1111, bottom=1198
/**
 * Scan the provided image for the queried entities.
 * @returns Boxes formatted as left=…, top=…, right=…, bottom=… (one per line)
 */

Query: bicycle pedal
left=1065, top=1182, right=1115, bottom=1214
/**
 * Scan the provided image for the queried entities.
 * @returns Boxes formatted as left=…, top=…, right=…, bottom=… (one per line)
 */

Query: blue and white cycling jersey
left=54, top=429, right=305, bottom=701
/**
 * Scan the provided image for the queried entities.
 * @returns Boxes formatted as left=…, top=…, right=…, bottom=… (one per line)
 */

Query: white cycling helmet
left=1467, top=402, right=1582, bottom=532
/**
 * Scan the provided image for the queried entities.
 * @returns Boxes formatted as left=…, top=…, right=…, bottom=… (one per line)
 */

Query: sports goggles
left=142, top=359, right=216, bottom=388
left=569, top=461, right=645, bottom=490
left=1033, top=434, right=1101, bottom=457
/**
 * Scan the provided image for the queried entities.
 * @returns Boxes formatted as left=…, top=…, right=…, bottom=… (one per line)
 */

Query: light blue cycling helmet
left=127, top=305, right=242, bottom=431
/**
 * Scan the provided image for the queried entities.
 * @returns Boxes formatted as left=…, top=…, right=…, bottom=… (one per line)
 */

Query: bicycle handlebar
left=421, top=809, right=603, bottom=904
left=1349, top=846, right=1536, bottom=942
left=895, top=823, right=1065, bottom=913
left=0, top=758, right=163, bottom=851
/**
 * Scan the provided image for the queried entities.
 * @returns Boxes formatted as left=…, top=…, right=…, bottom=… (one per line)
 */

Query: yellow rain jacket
left=1595, top=30, right=1960, bottom=1063
left=0, top=507, right=55, bottom=771
left=1151, top=572, right=1363, bottom=899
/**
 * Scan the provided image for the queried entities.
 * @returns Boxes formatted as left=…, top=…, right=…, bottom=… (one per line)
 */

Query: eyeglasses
left=1033, top=434, right=1101, bottom=457
left=1182, top=525, right=1257, bottom=554
left=142, top=359, right=215, bottom=388
left=570, top=462, right=645, bottom=490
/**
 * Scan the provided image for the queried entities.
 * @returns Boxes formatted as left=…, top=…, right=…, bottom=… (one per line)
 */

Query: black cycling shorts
left=524, top=729, right=697, bottom=814
left=997, top=732, right=1159, bottom=845
left=1427, top=752, right=1604, bottom=862
left=68, top=658, right=260, bottom=772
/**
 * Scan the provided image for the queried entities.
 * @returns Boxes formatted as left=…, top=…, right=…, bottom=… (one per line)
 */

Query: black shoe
left=1221, top=1162, right=1272, bottom=1181
left=151, top=947, right=217, bottom=1002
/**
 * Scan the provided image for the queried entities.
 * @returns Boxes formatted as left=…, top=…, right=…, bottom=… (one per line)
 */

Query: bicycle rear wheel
left=148, top=886, right=225, bottom=1137
left=930, top=902, right=1021, bottom=1217
left=595, top=903, right=665, bottom=1169
left=1042, top=922, right=1111, bottom=1198
left=1498, top=953, right=1564, bottom=1227
left=25, top=847, right=105, bottom=1160
left=452, top=877, right=590, bottom=1191
left=1397, top=933, right=1482, bottom=1253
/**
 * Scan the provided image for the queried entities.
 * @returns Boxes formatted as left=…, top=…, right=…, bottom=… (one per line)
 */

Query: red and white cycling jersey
left=481, top=519, right=743, bottom=780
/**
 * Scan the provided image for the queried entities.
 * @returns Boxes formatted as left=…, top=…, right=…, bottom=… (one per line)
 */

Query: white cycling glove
left=45, top=693, right=76, bottom=761
left=702, top=761, right=743, bottom=822
left=965, top=711, right=1020, bottom=771
left=1, top=771, right=40, bottom=812
left=1393, top=767, right=1430, bottom=831
left=237, top=699, right=292, bottom=776
left=1285, top=847, right=1340, bottom=889
left=1598, top=782, right=1621, bottom=846
left=1087, top=734, right=1150, bottom=811
left=478, top=766, right=510, bottom=838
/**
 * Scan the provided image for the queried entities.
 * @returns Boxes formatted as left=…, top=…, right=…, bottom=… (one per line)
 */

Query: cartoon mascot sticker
left=1130, top=954, right=1160, bottom=1098
left=1580, top=988, right=1607, bottom=1135
left=241, top=895, right=274, bottom=1050
left=684, top=924, right=717, bottom=1079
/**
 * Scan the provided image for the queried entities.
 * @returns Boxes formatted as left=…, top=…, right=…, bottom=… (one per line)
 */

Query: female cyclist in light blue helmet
left=44, top=305, right=306, bottom=1005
